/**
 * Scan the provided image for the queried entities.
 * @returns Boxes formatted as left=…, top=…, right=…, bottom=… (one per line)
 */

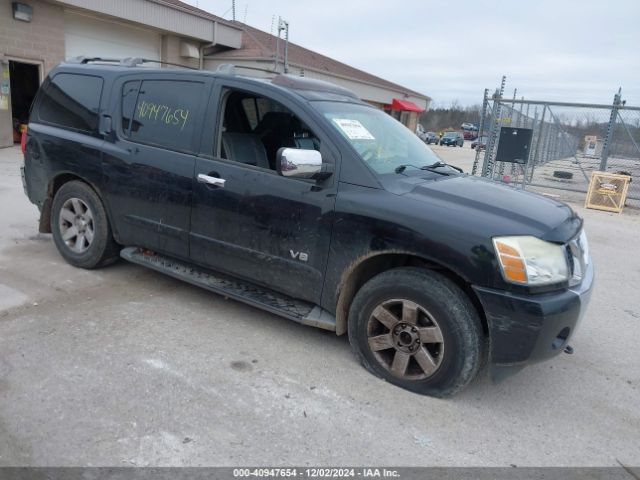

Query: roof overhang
left=384, top=98, right=425, bottom=112
left=50, top=0, right=242, bottom=47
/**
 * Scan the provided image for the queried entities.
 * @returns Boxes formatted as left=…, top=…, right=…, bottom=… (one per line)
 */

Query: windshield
left=443, top=132, right=458, bottom=137
left=313, top=101, right=441, bottom=174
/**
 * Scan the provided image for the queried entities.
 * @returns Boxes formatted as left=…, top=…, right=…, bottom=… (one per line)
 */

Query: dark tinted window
left=124, top=80, right=203, bottom=152
left=121, top=80, right=141, bottom=133
left=38, top=73, right=103, bottom=133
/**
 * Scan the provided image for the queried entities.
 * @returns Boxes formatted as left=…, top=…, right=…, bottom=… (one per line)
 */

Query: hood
left=395, top=174, right=581, bottom=242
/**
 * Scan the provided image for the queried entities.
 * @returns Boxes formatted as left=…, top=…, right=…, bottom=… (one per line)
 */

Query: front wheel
left=348, top=267, right=484, bottom=397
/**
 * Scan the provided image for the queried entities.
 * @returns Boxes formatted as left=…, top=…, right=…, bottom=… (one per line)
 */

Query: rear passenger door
left=101, top=75, right=210, bottom=259
left=190, top=81, right=338, bottom=304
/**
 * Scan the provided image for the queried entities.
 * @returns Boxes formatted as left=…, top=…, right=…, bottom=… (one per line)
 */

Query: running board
left=120, top=247, right=336, bottom=331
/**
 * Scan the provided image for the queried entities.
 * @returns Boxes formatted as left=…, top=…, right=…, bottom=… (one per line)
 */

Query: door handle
left=197, top=173, right=226, bottom=187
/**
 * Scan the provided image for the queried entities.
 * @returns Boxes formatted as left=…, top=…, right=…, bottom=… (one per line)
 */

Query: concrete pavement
left=1, top=145, right=639, bottom=467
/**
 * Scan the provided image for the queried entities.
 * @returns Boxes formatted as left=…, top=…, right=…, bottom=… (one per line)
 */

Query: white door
left=64, top=12, right=161, bottom=62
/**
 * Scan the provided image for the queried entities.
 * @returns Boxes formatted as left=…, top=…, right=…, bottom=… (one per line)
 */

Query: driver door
left=190, top=81, right=339, bottom=304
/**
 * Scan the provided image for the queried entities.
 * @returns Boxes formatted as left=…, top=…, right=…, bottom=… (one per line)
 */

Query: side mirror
left=276, top=148, right=333, bottom=180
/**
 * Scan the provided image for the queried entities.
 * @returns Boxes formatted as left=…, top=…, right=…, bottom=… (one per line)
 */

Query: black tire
left=348, top=267, right=484, bottom=397
left=51, top=180, right=120, bottom=269
left=553, top=170, right=573, bottom=179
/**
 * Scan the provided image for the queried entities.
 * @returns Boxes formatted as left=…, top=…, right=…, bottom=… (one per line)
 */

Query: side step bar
left=120, top=247, right=336, bottom=331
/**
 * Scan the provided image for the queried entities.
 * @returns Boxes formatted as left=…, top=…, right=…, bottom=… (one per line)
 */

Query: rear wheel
left=348, top=267, right=484, bottom=397
left=51, top=181, right=119, bottom=269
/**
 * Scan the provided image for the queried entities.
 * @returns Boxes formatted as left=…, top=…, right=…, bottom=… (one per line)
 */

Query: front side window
left=314, top=102, right=440, bottom=174
left=38, top=73, right=103, bottom=133
left=122, top=79, right=203, bottom=152
left=218, top=89, right=320, bottom=171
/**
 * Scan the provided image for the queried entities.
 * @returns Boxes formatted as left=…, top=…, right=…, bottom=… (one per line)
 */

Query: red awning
left=385, top=98, right=424, bottom=112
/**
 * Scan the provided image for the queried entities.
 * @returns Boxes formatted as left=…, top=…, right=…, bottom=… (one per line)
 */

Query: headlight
left=493, top=236, right=569, bottom=286
left=568, top=229, right=590, bottom=285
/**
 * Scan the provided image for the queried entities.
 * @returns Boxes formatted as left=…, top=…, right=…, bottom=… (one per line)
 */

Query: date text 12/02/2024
left=232, top=468, right=400, bottom=478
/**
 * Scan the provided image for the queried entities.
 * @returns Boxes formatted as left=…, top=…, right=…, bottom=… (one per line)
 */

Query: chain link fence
left=471, top=80, right=640, bottom=207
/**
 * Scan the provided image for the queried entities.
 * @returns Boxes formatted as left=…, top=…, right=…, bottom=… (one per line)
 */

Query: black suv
left=22, top=59, right=593, bottom=397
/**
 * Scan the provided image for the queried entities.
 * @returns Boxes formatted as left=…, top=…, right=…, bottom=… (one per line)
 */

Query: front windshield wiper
left=421, top=161, right=463, bottom=174
left=394, top=164, right=423, bottom=174
left=394, top=161, right=463, bottom=175
left=395, top=162, right=449, bottom=176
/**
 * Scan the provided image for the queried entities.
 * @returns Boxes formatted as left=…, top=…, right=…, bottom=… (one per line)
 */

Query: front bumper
left=472, top=261, right=593, bottom=375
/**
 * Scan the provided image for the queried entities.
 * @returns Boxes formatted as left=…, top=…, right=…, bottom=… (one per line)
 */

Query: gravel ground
left=1, top=145, right=639, bottom=467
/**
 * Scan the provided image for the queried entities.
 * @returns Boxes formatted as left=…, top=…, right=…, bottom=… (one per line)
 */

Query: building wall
left=161, top=35, right=200, bottom=69
left=52, top=0, right=215, bottom=43
left=64, top=10, right=161, bottom=61
left=0, top=0, right=65, bottom=73
left=0, top=0, right=65, bottom=147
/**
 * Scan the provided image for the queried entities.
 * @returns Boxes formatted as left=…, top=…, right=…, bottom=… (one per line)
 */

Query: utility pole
left=277, top=17, right=290, bottom=74
left=600, top=87, right=622, bottom=171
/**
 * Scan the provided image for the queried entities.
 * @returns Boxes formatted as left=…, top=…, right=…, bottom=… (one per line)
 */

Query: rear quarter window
left=37, top=73, right=103, bottom=133
left=121, top=79, right=204, bottom=153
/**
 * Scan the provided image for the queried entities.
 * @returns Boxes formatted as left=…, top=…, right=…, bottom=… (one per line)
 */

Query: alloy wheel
left=366, top=299, right=444, bottom=380
left=58, top=197, right=95, bottom=254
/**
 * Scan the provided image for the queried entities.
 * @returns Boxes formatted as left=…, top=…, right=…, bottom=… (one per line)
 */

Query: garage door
left=65, top=12, right=161, bottom=62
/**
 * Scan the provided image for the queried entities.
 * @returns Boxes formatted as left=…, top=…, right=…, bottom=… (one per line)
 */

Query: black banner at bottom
left=0, top=467, right=639, bottom=480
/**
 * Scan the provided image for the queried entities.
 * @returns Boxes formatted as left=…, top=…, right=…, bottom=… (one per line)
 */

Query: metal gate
left=471, top=77, right=640, bottom=207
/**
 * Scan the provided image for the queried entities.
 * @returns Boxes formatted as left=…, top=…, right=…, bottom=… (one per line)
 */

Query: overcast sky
left=183, top=0, right=639, bottom=108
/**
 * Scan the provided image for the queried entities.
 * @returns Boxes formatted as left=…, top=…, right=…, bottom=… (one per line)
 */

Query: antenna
left=232, top=0, right=236, bottom=21
left=242, top=4, right=248, bottom=23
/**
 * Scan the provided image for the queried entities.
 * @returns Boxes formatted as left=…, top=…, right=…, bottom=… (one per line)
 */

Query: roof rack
left=215, top=63, right=278, bottom=76
left=65, top=56, right=199, bottom=70
left=214, top=64, right=358, bottom=99
left=272, top=74, right=359, bottom=100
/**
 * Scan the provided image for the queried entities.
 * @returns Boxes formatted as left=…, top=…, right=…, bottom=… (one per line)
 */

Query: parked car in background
left=463, top=130, right=478, bottom=140
left=440, top=131, right=464, bottom=147
left=461, top=122, right=477, bottom=131
left=424, top=131, right=439, bottom=144
left=471, top=135, right=488, bottom=150
left=416, top=123, right=427, bottom=141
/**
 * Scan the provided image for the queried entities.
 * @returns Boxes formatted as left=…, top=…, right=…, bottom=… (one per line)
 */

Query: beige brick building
left=0, top=0, right=429, bottom=147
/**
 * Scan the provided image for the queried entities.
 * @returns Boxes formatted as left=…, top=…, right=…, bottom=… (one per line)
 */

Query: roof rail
left=215, top=63, right=279, bottom=76
left=66, top=56, right=122, bottom=64
left=120, top=57, right=199, bottom=70
left=272, top=74, right=359, bottom=99
left=65, top=56, right=198, bottom=70
left=216, top=64, right=236, bottom=75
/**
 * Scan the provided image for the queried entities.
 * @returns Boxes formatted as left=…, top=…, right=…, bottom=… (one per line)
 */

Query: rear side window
left=122, top=79, right=203, bottom=152
left=38, top=73, right=103, bottom=133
